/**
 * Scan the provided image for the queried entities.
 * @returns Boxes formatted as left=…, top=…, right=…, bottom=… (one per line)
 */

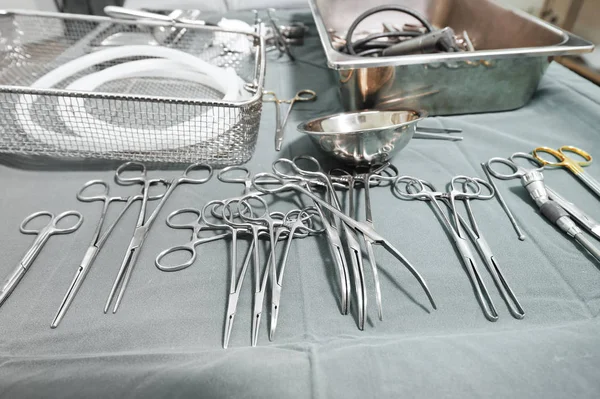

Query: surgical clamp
left=0, top=210, right=82, bottom=307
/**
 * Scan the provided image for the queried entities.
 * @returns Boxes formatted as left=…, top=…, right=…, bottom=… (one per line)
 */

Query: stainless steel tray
left=309, top=0, right=594, bottom=115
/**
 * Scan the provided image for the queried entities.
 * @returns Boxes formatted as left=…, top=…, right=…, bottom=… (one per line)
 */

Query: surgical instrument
left=480, top=162, right=526, bottom=241
left=155, top=208, right=230, bottom=272
left=52, top=180, right=163, bottom=328
left=105, top=162, right=212, bottom=314
left=203, top=199, right=256, bottom=349
left=270, top=207, right=323, bottom=340
left=266, top=90, right=317, bottom=151
left=272, top=157, right=351, bottom=316
left=488, top=153, right=600, bottom=262
left=330, top=163, right=399, bottom=322
left=251, top=172, right=437, bottom=312
left=458, top=177, right=525, bottom=319
left=282, top=156, right=366, bottom=325
left=396, top=176, right=498, bottom=321
left=532, top=146, right=600, bottom=199
left=414, top=126, right=463, bottom=141
left=488, top=153, right=600, bottom=241
left=222, top=196, right=275, bottom=347
left=0, top=210, right=83, bottom=307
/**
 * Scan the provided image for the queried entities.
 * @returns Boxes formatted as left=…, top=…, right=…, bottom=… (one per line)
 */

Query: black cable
left=345, top=5, right=434, bottom=55
left=346, top=30, right=421, bottom=54
left=356, top=48, right=384, bottom=57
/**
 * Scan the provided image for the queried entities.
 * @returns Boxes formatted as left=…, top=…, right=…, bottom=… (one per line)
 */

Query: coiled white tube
left=16, top=46, right=248, bottom=152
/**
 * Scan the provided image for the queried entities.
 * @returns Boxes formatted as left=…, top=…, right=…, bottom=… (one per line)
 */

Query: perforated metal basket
left=0, top=10, right=265, bottom=165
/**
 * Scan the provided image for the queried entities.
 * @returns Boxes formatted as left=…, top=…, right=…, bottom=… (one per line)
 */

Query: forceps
left=155, top=208, right=230, bottom=272
left=270, top=207, right=323, bottom=340
left=229, top=195, right=281, bottom=346
left=203, top=199, right=255, bottom=349
left=252, top=172, right=437, bottom=313
left=487, top=153, right=600, bottom=241
left=105, top=162, right=212, bottom=313
left=52, top=180, right=163, bottom=328
left=532, top=146, right=600, bottom=198
left=395, top=176, right=500, bottom=321
left=264, top=90, right=317, bottom=151
left=272, top=157, right=351, bottom=315
left=0, top=210, right=83, bottom=307
left=330, top=163, right=399, bottom=322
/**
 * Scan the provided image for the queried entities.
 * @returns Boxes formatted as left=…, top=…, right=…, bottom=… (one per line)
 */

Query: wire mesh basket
left=0, top=10, right=265, bottom=165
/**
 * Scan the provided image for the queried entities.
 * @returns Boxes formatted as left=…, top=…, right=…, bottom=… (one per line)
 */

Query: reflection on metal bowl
left=297, top=109, right=425, bottom=164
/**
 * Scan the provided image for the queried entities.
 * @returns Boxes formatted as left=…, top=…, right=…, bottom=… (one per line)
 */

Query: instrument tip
left=518, top=235, right=526, bottom=241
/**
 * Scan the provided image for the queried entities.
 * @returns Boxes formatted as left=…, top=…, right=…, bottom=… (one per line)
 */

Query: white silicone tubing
left=16, top=46, right=247, bottom=152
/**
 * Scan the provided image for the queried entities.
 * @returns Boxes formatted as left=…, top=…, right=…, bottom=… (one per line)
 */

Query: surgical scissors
left=395, top=176, right=499, bottom=321
left=272, top=157, right=351, bottom=316
left=252, top=172, right=437, bottom=313
left=532, top=146, right=600, bottom=199
left=52, top=180, right=163, bottom=328
left=487, top=152, right=600, bottom=241
left=105, top=162, right=212, bottom=313
left=0, top=210, right=83, bottom=307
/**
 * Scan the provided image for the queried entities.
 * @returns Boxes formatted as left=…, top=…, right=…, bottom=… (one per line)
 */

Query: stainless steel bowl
left=297, top=109, right=425, bottom=164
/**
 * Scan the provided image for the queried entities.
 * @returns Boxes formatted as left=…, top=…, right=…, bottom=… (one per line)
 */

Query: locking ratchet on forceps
left=251, top=171, right=437, bottom=313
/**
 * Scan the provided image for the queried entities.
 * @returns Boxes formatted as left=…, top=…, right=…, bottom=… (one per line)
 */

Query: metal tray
left=309, top=0, right=594, bottom=115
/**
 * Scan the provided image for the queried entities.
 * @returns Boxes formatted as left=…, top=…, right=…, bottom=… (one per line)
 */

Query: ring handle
left=155, top=244, right=197, bottom=272
left=115, top=161, right=147, bottom=185
left=19, top=211, right=54, bottom=234
left=485, top=157, right=521, bottom=180
left=166, top=208, right=201, bottom=230
left=238, top=195, right=269, bottom=222
left=294, top=89, right=317, bottom=102
left=252, top=172, right=292, bottom=194
left=217, top=166, right=251, bottom=184
left=180, top=163, right=213, bottom=184
left=559, top=146, right=593, bottom=166
left=471, top=177, right=495, bottom=200
left=202, top=200, right=229, bottom=229
left=450, top=175, right=481, bottom=199
left=48, top=211, right=84, bottom=234
left=392, top=176, right=426, bottom=199
left=76, top=180, right=112, bottom=202
left=532, top=147, right=568, bottom=168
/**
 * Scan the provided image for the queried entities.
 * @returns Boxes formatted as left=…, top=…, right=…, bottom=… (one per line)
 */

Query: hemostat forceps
left=252, top=172, right=437, bottom=315
left=330, top=163, right=399, bottom=322
left=272, top=157, right=351, bottom=316
left=105, top=162, right=212, bottom=313
left=52, top=180, right=163, bottom=328
left=395, top=176, right=501, bottom=321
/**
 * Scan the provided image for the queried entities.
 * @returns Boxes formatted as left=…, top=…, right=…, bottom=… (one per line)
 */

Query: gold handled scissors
left=532, top=146, right=600, bottom=198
